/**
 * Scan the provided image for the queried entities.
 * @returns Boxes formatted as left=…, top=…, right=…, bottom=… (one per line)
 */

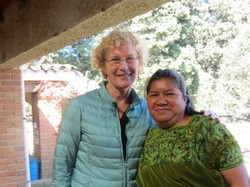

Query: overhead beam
left=0, top=0, right=170, bottom=69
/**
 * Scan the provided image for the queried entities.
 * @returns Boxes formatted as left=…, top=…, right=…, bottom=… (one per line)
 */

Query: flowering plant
left=37, top=80, right=81, bottom=100
left=35, top=80, right=84, bottom=135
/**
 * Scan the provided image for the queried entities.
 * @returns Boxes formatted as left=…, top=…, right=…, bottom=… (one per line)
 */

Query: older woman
left=52, top=31, right=155, bottom=187
left=136, top=69, right=250, bottom=187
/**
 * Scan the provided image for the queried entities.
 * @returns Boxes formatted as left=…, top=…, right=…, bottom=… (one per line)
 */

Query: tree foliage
left=45, top=0, right=250, bottom=121
left=45, top=35, right=101, bottom=80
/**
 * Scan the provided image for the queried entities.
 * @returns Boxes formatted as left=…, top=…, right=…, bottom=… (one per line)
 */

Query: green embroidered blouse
left=136, top=115, right=243, bottom=187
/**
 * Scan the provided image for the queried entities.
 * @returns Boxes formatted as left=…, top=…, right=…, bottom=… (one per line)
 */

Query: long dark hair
left=146, top=69, right=202, bottom=116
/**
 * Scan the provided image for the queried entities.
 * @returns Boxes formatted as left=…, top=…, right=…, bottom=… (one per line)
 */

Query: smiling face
left=147, top=78, right=187, bottom=128
left=104, top=43, right=139, bottom=92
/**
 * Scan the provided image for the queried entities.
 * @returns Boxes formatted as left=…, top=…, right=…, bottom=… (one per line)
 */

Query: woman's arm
left=52, top=100, right=82, bottom=186
left=221, top=164, right=250, bottom=187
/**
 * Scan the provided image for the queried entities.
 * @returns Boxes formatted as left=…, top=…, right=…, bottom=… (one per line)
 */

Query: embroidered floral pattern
left=140, top=115, right=243, bottom=170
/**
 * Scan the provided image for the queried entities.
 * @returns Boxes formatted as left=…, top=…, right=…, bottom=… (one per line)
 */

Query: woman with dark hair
left=137, top=68, right=250, bottom=187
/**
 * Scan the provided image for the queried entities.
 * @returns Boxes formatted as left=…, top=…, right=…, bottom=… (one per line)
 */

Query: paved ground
left=225, top=120, right=250, bottom=175
left=31, top=178, right=52, bottom=187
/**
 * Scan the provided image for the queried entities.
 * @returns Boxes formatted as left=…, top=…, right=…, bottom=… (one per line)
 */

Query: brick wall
left=0, top=68, right=26, bottom=186
left=38, top=106, right=56, bottom=179
left=31, top=91, right=57, bottom=180
left=0, top=70, right=69, bottom=186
